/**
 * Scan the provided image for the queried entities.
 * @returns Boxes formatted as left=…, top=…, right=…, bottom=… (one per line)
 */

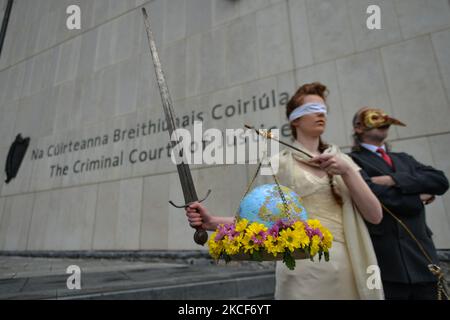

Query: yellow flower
left=223, top=235, right=242, bottom=256
left=264, top=235, right=285, bottom=256
left=292, top=221, right=305, bottom=232
left=290, top=222, right=310, bottom=248
left=208, top=236, right=223, bottom=260
left=310, top=235, right=321, bottom=256
left=279, top=228, right=301, bottom=252
left=320, top=227, right=333, bottom=250
left=306, top=219, right=322, bottom=229
left=239, top=222, right=267, bottom=254
left=247, top=222, right=268, bottom=234
left=209, top=217, right=334, bottom=263
left=235, top=219, right=249, bottom=232
left=242, top=233, right=258, bottom=254
left=299, top=231, right=310, bottom=248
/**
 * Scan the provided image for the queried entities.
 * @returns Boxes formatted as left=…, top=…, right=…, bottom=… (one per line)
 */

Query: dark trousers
left=383, top=281, right=438, bottom=300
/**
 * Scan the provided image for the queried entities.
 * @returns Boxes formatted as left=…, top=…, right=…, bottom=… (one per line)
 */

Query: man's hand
left=420, top=194, right=436, bottom=205
left=371, top=175, right=396, bottom=187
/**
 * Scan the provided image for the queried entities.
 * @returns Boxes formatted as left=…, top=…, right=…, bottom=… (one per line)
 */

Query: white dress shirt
left=360, top=143, right=387, bottom=158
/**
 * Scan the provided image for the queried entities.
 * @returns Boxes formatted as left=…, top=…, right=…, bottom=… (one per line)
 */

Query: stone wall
left=0, top=0, right=449, bottom=251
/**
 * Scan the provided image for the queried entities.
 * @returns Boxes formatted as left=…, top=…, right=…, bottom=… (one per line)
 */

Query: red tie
left=376, top=148, right=393, bottom=168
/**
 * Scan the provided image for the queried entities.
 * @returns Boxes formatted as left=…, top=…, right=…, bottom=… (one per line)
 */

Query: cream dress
left=273, top=142, right=384, bottom=300
left=275, top=168, right=359, bottom=299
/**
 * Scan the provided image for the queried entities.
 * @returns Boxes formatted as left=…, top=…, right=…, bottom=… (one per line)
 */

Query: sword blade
left=142, top=8, right=198, bottom=204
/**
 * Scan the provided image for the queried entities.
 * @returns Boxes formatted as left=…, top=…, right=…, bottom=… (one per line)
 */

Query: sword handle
left=191, top=205, right=208, bottom=246
left=169, top=190, right=212, bottom=246
left=193, top=226, right=208, bottom=246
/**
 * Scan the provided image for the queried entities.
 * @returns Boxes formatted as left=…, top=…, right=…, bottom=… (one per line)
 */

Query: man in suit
left=349, top=107, right=449, bottom=300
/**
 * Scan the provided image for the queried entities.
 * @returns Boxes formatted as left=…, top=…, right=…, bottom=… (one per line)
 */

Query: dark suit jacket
left=349, top=147, right=449, bottom=284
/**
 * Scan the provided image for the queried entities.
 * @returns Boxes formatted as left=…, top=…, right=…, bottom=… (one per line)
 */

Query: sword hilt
left=193, top=228, right=209, bottom=246
left=169, top=190, right=212, bottom=246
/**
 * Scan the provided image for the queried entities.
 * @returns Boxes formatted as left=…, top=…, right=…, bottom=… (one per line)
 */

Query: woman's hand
left=309, top=154, right=352, bottom=176
left=186, top=202, right=215, bottom=231
left=310, top=154, right=383, bottom=224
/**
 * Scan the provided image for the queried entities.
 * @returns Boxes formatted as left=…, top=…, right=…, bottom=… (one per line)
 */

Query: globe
left=238, top=184, right=308, bottom=228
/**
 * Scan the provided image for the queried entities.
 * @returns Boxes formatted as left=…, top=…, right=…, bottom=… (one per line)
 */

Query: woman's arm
left=341, top=169, right=383, bottom=224
left=186, top=202, right=235, bottom=231
left=311, top=154, right=383, bottom=224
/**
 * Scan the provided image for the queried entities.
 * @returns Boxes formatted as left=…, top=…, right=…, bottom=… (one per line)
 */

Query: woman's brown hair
left=286, top=82, right=343, bottom=206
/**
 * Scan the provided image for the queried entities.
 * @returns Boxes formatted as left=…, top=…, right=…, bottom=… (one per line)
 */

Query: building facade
left=0, top=0, right=449, bottom=252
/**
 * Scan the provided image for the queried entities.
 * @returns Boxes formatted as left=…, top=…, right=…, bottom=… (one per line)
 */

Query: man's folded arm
left=360, top=169, right=423, bottom=216
left=389, top=154, right=449, bottom=196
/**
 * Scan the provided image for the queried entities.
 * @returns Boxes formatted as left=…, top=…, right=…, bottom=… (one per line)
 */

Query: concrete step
left=59, top=272, right=275, bottom=300
left=0, top=256, right=276, bottom=300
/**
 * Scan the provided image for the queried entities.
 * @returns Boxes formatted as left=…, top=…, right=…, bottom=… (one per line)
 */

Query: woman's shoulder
left=270, top=148, right=290, bottom=159
left=268, top=149, right=291, bottom=174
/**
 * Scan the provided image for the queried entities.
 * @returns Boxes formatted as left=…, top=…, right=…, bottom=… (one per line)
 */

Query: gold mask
left=360, top=108, right=406, bottom=130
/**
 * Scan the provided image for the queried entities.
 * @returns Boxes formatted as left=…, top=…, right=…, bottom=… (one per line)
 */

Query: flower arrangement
left=208, top=218, right=333, bottom=270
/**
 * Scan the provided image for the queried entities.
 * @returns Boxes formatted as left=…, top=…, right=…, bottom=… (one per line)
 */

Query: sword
left=141, top=8, right=210, bottom=246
